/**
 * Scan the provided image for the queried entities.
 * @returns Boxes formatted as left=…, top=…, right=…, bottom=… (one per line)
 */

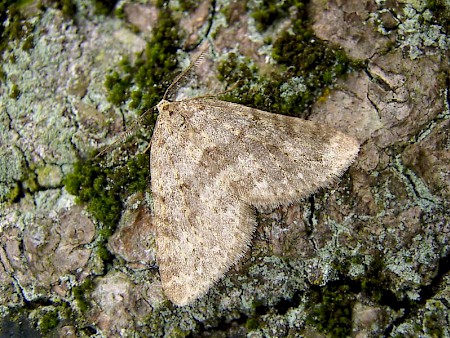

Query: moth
left=149, top=47, right=359, bottom=306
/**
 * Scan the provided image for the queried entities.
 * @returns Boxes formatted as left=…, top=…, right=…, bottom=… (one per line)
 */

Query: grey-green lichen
left=371, top=1, right=450, bottom=59
left=0, top=0, right=157, bottom=334
left=392, top=290, right=450, bottom=337
left=0, top=145, right=26, bottom=203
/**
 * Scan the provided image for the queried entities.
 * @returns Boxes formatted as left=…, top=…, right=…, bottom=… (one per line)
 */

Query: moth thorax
left=157, top=100, right=171, bottom=113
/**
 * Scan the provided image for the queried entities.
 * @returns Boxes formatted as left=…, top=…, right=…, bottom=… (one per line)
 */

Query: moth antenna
left=142, top=138, right=153, bottom=154
left=162, top=42, right=210, bottom=101
left=95, top=106, right=156, bottom=158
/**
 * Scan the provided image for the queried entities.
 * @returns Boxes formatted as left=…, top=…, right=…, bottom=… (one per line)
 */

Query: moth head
left=157, top=100, right=171, bottom=114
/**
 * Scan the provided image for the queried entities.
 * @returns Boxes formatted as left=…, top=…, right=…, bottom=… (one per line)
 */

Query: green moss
left=64, top=155, right=149, bottom=229
left=423, top=306, right=445, bottom=337
left=96, top=241, right=111, bottom=261
left=39, top=310, right=59, bottom=333
left=0, top=2, right=36, bottom=64
left=218, top=52, right=310, bottom=117
left=65, top=160, right=115, bottom=226
left=105, top=70, right=131, bottom=105
left=64, top=154, right=149, bottom=261
left=72, top=278, right=94, bottom=313
left=48, top=0, right=78, bottom=17
left=93, top=0, right=118, bottom=15
left=249, top=0, right=299, bottom=32
left=178, top=0, right=199, bottom=12
left=245, top=317, right=260, bottom=331
left=155, top=0, right=166, bottom=8
left=9, top=83, right=20, bottom=99
left=426, top=0, right=450, bottom=32
left=271, top=14, right=353, bottom=97
left=24, top=170, right=39, bottom=193
left=306, top=284, right=355, bottom=337
left=114, top=5, right=125, bottom=19
left=41, top=0, right=117, bottom=19
left=105, top=7, right=181, bottom=115
left=12, top=0, right=34, bottom=6
left=61, top=0, right=77, bottom=17
left=304, top=254, right=395, bottom=336
left=6, top=181, right=21, bottom=203
left=352, top=253, right=392, bottom=305
left=22, top=34, right=33, bottom=51
left=1, top=4, right=24, bottom=41
left=65, top=162, right=117, bottom=257
left=168, top=327, right=191, bottom=338
left=219, top=0, right=360, bottom=117
left=216, top=53, right=261, bottom=106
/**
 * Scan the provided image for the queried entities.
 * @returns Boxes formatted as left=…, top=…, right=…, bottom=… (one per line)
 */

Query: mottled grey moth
left=150, top=47, right=359, bottom=306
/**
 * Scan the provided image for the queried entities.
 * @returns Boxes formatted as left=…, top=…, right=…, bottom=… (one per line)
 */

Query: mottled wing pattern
left=171, top=98, right=359, bottom=207
left=151, top=100, right=256, bottom=305
left=150, top=98, right=359, bottom=305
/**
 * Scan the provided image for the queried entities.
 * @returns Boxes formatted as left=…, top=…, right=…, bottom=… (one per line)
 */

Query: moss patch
left=0, top=1, right=37, bottom=61
left=64, top=153, right=149, bottom=268
left=426, top=0, right=450, bottom=33
left=245, top=317, right=260, bottom=331
left=219, top=0, right=361, bottom=117
left=72, top=278, right=95, bottom=313
left=177, top=0, right=200, bottom=13
left=39, top=309, right=59, bottom=334
left=306, top=284, right=355, bottom=337
left=93, top=0, right=119, bottom=15
left=49, top=0, right=78, bottom=18
left=249, top=0, right=301, bottom=32
left=104, top=7, right=181, bottom=115
left=64, top=153, right=149, bottom=237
